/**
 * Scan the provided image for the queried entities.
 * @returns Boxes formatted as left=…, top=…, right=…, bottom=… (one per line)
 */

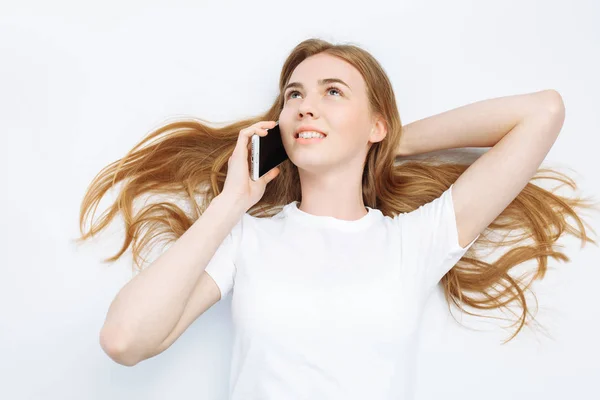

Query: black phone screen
left=258, top=123, right=289, bottom=178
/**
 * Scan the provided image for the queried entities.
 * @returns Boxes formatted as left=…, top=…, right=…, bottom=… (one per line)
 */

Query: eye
left=285, top=86, right=343, bottom=100
left=326, top=86, right=342, bottom=96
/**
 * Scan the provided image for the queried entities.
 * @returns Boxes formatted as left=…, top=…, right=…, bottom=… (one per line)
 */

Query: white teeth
left=298, top=131, right=325, bottom=139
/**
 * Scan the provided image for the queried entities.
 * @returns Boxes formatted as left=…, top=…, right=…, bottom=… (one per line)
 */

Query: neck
left=296, top=164, right=367, bottom=221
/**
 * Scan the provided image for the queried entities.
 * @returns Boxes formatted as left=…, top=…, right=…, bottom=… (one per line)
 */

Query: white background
left=1, top=0, right=599, bottom=399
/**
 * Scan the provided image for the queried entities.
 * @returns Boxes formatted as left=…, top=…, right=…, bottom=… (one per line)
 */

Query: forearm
left=99, top=193, right=247, bottom=361
left=396, top=89, right=563, bottom=156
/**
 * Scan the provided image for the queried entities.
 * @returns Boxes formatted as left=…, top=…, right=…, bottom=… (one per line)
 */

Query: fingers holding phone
left=251, top=121, right=288, bottom=183
left=221, top=121, right=280, bottom=211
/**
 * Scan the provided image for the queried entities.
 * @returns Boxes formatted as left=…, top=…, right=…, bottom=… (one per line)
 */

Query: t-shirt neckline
left=284, top=201, right=377, bottom=232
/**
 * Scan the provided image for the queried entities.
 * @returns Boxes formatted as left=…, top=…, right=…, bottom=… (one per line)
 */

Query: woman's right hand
left=221, top=120, right=281, bottom=211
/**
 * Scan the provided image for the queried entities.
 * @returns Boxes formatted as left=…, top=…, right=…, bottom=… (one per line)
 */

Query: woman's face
left=278, top=53, right=380, bottom=174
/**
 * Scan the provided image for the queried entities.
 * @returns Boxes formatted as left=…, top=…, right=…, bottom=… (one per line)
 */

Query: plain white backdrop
left=1, top=0, right=599, bottom=399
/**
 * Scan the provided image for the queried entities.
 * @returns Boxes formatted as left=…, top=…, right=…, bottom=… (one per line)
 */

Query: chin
left=291, top=158, right=333, bottom=175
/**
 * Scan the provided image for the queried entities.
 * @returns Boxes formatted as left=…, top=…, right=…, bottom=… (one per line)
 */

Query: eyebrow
left=283, top=78, right=351, bottom=93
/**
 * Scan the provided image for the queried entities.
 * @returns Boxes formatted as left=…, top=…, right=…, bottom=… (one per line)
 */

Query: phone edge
left=251, top=134, right=259, bottom=181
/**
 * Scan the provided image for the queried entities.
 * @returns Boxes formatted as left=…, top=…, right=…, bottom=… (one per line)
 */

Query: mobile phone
left=250, top=121, right=289, bottom=181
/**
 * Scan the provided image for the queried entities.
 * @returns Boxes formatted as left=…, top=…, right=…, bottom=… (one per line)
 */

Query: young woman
left=77, top=38, right=597, bottom=399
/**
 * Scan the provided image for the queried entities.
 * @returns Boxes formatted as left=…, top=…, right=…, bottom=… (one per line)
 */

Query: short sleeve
left=204, top=214, right=244, bottom=300
left=395, top=184, right=480, bottom=293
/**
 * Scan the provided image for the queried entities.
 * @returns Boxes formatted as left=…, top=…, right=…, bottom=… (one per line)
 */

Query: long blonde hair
left=76, top=37, right=599, bottom=343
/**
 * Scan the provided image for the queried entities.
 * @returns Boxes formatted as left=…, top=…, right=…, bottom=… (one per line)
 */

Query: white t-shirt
left=205, top=184, right=479, bottom=400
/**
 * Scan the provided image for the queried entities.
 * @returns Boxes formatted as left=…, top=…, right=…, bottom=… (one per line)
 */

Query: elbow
left=530, top=89, right=565, bottom=135
left=539, top=89, right=566, bottom=118
left=99, top=327, right=139, bottom=367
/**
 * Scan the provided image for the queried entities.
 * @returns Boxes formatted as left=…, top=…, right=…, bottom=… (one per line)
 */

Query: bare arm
left=396, top=90, right=554, bottom=156
left=99, top=193, right=247, bottom=366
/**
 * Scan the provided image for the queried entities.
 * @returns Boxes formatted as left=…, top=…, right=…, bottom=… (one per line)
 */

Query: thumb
left=261, top=167, right=280, bottom=185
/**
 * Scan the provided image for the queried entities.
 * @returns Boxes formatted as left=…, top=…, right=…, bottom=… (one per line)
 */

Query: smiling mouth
left=295, top=136, right=326, bottom=143
left=294, top=132, right=328, bottom=139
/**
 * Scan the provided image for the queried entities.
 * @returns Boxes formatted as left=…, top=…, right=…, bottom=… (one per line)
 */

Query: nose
left=297, top=95, right=319, bottom=119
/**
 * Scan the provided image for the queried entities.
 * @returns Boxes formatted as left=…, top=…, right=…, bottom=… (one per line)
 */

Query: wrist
left=211, top=193, right=249, bottom=216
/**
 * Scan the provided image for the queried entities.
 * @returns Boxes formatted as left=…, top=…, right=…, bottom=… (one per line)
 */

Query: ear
left=369, top=115, right=387, bottom=144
